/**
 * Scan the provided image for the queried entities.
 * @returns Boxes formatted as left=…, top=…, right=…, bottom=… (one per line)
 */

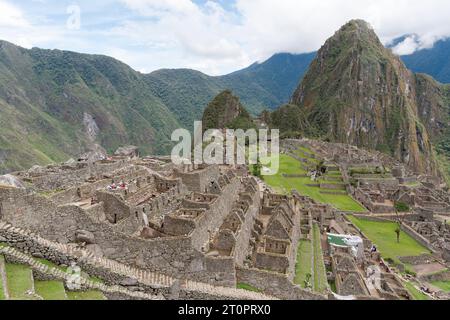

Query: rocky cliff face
left=289, top=20, right=449, bottom=176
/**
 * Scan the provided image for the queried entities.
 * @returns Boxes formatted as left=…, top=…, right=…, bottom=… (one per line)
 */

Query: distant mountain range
left=0, top=30, right=449, bottom=173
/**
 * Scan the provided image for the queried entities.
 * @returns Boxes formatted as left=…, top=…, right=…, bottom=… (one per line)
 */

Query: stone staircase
left=0, top=245, right=162, bottom=300
left=0, top=222, right=277, bottom=300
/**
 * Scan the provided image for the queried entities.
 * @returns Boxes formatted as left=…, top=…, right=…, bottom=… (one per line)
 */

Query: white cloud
left=0, top=0, right=29, bottom=28
left=2, top=0, right=450, bottom=75
left=116, top=0, right=450, bottom=74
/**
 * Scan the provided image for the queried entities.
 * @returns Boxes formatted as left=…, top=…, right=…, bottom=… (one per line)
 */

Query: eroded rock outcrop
left=275, top=20, right=449, bottom=177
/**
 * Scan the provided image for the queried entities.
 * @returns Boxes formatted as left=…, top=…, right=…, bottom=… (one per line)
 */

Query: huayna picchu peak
left=271, top=19, right=450, bottom=178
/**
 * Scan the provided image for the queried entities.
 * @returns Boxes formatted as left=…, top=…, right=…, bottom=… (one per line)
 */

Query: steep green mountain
left=401, top=38, right=450, bottom=84
left=272, top=20, right=450, bottom=176
left=0, top=38, right=314, bottom=174
left=0, top=40, right=181, bottom=173
left=144, top=52, right=316, bottom=127
left=202, top=90, right=254, bottom=131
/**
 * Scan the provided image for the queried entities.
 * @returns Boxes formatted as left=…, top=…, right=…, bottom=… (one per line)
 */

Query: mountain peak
left=202, top=90, right=253, bottom=131
left=288, top=20, right=443, bottom=176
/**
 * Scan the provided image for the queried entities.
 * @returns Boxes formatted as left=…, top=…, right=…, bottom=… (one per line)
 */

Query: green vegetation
left=202, top=90, right=255, bottom=131
left=236, top=283, right=261, bottom=292
left=394, top=201, right=410, bottom=213
left=0, top=252, right=107, bottom=300
left=261, top=154, right=366, bottom=212
left=34, top=281, right=67, bottom=300
left=0, top=256, right=5, bottom=300
left=431, top=281, right=450, bottom=292
left=66, top=290, right=106, bottom=300
left=294, top=240, right=313, bottom=289
left=404, top=281, right=429, bottom=300
left=36, top=258, right=65, bottom=272
left=312, top=224, right=328, bottom=293
left=347, top=216, right=430, bottom=265
left=5, top=264, right=36, bottom=300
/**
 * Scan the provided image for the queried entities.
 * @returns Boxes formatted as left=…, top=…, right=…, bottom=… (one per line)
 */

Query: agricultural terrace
left=347, top=216, right=431, bottom=266
left=260, top=153, right=366, bottom=212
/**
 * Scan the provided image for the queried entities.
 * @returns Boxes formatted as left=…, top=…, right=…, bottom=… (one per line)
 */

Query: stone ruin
left=0, top=146, right=331, bottom=300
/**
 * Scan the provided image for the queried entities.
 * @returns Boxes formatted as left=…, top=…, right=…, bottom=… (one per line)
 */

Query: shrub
left=395, top=202, right=410, bottom=213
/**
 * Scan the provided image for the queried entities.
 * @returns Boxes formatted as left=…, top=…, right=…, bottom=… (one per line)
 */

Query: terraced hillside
left=0, top=244, right=105, bottom=300
left=261, top=146, right=366, bottom=212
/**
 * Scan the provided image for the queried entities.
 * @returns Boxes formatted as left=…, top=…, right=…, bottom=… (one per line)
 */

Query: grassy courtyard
left=261, top=154, right=366, bottom=212
left=347, top=216, right=431, bottom=264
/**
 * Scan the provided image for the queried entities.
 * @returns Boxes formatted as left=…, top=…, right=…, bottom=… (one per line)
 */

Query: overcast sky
left=1, top=0, right=450, bottom=75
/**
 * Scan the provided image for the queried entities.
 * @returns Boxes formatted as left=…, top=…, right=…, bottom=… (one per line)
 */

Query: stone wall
left=400, top=223, right=436, bottom=253
left=190, top=177, right=241, bottom=252
left=232, top=193, right=260, bottom=266
left=236, top=267, right=325, bottom=300
left=0, top=187, right=234, bottom=284
left=174, top=166, right=220, bottom=193
left=29, top=160, right=128, bottom=191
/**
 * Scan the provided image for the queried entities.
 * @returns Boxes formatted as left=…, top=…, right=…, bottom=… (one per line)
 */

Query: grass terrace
left=5, top=264, right=36, bottom=300
left=0, top=256, right=5, bottom=300
left=347, top=216, right=431, bottom=265
left=312, top=224, right=328, bottom=293
left=261, top=154, right=366, bottom=212
left=294, top=240, right=313, bottom=288
left=236, top=283, right=261, bottom=293
left=431, top=281, right=450, bottom=292
left=34, top=280, right=68, bottom=300
left=404, top=281, right=430, bottom=300
left=0, top=248, right=106, bottom=301
left=66, top=290, right=107, bottom=300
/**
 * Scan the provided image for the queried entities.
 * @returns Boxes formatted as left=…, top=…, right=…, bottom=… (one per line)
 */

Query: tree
left=394, top=201, right=410, bottom=213
left=252, top=160, right=262, bottom=178
left=395, top=224, right=401, bottom=243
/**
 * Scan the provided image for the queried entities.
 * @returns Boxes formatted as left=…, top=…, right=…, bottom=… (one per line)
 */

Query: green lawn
left=0, top=256, right=5, bottom=300
left=404, top=281, right=429, bottom=300
left=348, top=216, right=430, bottom=265
left=34, top=281, right=68, bottom=300
left=5, top=264, right=36, bottom=300
left=261, top=154, right=366, bottom=212
left=313, top=225, right=328, bottom=293
left=236, top=283, right=261, bottom=292
left=431, top=281, right=450, bottom=292
left=294, top=240, right=312, bottom=288
left=66, top=290, right=106, bottom=300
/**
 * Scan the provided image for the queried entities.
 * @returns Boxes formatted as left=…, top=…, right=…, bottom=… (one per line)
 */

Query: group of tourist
left=107, top=181, right=128, bottom=191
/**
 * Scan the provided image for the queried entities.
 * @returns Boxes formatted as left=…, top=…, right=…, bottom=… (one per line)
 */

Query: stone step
left=1, top=222, right=278, bottom=300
